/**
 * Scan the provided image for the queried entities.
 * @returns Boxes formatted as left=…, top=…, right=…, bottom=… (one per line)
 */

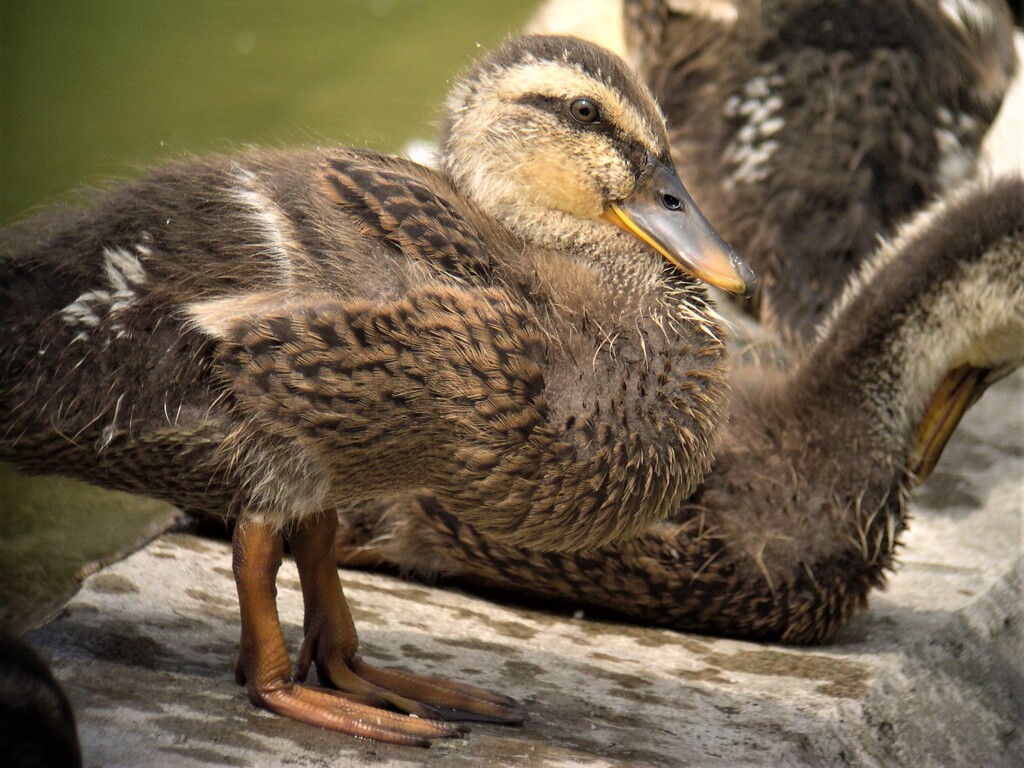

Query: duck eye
left=569, top=98, right=601, bottom=125
left=661, top=193, right=682, bottom=211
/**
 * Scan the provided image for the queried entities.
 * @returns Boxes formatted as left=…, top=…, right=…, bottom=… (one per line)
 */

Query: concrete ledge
left=26, top=372, right=1023, bottom=767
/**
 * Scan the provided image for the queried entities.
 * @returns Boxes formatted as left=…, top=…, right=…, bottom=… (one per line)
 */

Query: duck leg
left=288, top=510, right=524, bottom=726
left=231, top=515, right=462, bottom=746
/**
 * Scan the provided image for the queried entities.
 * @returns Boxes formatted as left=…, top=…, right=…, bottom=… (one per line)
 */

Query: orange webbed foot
left=290, top=510, right=524, bottom=734
left=246, top=677, right=464, bottom=747
left=296, top=642, right=525, bottom=725
left=233, top=514, right=481, bottom=746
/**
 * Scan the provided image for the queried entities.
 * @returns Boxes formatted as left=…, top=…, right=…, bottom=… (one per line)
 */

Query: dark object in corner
left=0, top=630, right=82, bottom=768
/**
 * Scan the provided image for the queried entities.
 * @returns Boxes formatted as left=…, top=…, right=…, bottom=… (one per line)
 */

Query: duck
left=332, top=174, right=1024, bottom=644
left=0, top=35, right=754, bottom=746
left=532, top=0, right=1019, bottom=343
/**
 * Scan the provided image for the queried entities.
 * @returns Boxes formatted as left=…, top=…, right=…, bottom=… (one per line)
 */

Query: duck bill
left=909, top=364, right=1002, bottom=486
left=602, top=158, right=755, bottom=297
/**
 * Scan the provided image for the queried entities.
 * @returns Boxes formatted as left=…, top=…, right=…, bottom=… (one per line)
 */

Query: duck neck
left=796, top=179, right=1024, bottom=461
left=503, top=201, right=723, bottom=373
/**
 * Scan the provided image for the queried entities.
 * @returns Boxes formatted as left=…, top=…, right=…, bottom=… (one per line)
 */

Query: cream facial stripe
left=492, top=59, right=666, bottom=155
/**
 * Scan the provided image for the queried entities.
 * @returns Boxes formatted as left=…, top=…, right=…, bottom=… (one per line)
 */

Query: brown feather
left=333, top=176, right=1024, bottom=643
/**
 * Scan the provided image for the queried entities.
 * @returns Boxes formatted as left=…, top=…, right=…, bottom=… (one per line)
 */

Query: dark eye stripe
left=515, top=93, right=592, bottom=125
left=513, top=92, right=653, bottom=178
left=479, top=36, right=670, bottom=145
left=514, top=93, right=616, bottom=137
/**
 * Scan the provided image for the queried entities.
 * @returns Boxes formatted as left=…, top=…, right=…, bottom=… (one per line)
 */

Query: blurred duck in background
left=330, top=1, right=1024, bottom=644
left=533, top=0, right=1018, bottom=344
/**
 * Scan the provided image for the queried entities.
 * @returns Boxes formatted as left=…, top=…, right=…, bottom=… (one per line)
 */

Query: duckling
left=333, top=174, right=1024, bottom=644
left=534, top=0, right=1018, bottom=342
left=0, top=35, right=753, bottom=745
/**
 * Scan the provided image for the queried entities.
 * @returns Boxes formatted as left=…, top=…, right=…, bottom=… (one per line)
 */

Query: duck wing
left=187, top=283, right=553, bottom=538
left=319, top=149, right=499, bottom=283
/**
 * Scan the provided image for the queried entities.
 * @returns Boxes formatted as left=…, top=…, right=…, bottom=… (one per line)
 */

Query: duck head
left=439, top=34, right=755, bottom=297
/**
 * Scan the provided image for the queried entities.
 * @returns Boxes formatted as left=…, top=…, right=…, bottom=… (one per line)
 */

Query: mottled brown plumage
left=0, top=35, right=752, bottom=745
left=334, top=175, right=1024, bottom=644
left=623, top=0, right=1017, bottom=342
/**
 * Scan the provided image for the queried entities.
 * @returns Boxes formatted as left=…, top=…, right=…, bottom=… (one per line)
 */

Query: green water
left=0, top=1, right=535, bottom=630
left=0, top=464, right=180, bottom=631
left=1, top=0, right=533, bottom=222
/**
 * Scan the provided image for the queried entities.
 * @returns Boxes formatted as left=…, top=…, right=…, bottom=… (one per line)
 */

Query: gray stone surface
left=26, top=370, right=1023, bottom=767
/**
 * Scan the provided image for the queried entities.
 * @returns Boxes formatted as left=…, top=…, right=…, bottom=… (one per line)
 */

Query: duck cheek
left=512, top=152, right=604, bottom=218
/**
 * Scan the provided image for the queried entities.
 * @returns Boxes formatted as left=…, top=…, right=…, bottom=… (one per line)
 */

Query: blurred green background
left=1, top=0, right=534, bottom=223
left=0, top=0, right=535, bottom=630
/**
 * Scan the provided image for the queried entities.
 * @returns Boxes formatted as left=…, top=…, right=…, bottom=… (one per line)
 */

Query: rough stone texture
left=26, top=368, right=1023, bottom=768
